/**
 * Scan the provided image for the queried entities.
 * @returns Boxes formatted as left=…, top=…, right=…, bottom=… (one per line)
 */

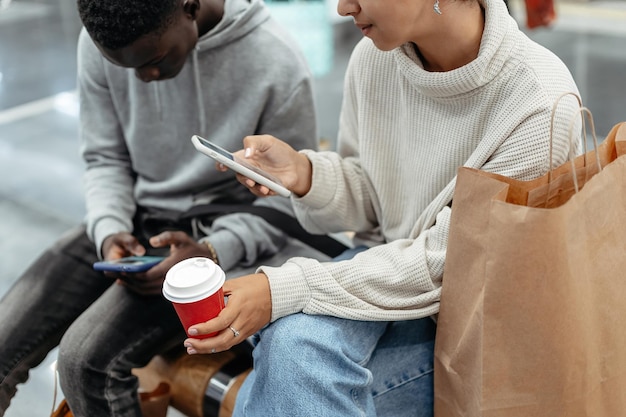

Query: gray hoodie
left=77, top=0, right=317, bottom=269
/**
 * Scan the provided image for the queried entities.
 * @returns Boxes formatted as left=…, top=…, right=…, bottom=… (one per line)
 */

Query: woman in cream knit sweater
left=186, top=0, right=582, bottom=414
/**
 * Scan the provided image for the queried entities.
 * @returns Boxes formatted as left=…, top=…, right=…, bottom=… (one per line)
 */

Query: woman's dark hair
left=77, top=0, right=179, bottom=50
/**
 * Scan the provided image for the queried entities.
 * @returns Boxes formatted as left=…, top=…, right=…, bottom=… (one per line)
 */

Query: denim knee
left=258, top=314, right=385, bottom=372
left=236, top=314, right=387, bottom=417
left=57, top=323, right=95, bottom=390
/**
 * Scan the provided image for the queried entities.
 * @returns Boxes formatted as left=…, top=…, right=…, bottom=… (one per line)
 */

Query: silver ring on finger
left=211, top=348, right=216, bottom=354
left=229, top=326, right=240, bottom=338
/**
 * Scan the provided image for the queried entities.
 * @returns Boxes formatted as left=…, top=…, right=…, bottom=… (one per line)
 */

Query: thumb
left=242, top=134, right=273, bottom=157
left=121, top=235, right=145, bottom=256
left=149, top=231, right=176, bottom=248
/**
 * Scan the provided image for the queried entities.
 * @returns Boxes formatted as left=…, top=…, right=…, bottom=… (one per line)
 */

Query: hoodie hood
left=185, top=0, right=270, bottom=132
left=196, top=0, right=270, bottom=51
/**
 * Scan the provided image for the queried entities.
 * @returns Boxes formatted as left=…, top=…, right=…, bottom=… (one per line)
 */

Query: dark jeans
left=0, top=226, right=186, bottom=417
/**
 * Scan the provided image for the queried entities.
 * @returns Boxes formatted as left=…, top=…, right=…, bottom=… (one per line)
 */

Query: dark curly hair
left=77, top=0, right=180, bottom=50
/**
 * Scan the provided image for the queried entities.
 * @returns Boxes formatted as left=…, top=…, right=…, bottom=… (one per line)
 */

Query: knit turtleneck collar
left=393, top=0, right=521, bottom=98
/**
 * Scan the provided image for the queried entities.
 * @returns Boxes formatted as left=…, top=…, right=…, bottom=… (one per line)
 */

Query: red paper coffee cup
left=162, top=257, right=225, bottom=339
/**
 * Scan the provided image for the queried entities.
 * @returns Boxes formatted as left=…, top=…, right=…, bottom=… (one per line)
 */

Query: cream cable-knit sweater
left=260, top=0, right=581, bottom=322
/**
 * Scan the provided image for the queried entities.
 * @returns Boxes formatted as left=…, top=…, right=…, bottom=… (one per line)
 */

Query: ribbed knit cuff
left=294, top=150, right=337, bottom=209
left=258, top=262, right=310, bottom=322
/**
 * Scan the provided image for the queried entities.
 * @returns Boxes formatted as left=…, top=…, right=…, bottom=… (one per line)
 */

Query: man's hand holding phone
left=95, top=232, right=165, bottom=295
left=94, top=231, right=223, bottom=295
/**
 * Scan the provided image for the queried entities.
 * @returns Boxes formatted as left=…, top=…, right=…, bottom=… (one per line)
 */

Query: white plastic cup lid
left=162, top=257, right=225, bottom=303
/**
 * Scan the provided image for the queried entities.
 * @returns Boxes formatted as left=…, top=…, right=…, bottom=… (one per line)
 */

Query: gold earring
left=434, top=0, right=442, bottom=14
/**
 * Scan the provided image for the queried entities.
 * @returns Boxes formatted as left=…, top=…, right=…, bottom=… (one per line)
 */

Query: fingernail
left=188, top=328, right=198, bottom=335
left=244, top=148, right=252, bottom=158
left=184, top=342, right=192, bottom=348
left=187, top=348, right=197, bottom=355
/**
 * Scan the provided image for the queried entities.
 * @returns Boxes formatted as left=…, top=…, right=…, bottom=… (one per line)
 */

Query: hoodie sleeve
left=77, top=29, right=136, bottom=256
left=204, top=196, right=309, bottom=271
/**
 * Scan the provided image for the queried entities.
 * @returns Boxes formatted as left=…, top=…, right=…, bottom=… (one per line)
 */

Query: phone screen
left=197, top=137, right=235, bottom=160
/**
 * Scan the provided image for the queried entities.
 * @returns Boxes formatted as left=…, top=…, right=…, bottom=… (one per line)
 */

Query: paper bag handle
left=548, top=92, right=601, bottom=195
left=617, top=123, right=626, bottom=157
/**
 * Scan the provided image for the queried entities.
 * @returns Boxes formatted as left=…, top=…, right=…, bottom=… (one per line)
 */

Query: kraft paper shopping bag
left=434, top=121, right=626, bottom=417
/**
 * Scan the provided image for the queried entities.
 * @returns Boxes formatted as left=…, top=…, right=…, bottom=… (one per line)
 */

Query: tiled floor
left=1, top=0, right=625, bottom=415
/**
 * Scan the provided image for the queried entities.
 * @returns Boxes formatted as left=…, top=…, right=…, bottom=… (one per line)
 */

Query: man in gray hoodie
left=0, top=0, right=325, bottom=415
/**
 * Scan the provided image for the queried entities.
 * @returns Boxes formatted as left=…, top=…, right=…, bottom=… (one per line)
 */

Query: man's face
left=97, top=13, right=198, bottom=82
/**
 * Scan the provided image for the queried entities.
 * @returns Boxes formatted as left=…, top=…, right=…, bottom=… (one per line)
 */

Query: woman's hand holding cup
left=182, top=273, right=272, bottom=355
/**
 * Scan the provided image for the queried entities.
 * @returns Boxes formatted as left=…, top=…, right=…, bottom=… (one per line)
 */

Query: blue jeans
left=0, top=226, right=186, bottom=417
left=234, top=247, right=435, bottom=417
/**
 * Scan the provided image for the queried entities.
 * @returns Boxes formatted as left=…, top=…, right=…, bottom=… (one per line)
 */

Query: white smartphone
left=191, top=135, right=291, bottom=198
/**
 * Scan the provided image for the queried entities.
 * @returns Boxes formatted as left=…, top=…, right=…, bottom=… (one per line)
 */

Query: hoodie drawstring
left=192, top=46, right=207, bottom=134
left=153, top=83, right=162, bottom=121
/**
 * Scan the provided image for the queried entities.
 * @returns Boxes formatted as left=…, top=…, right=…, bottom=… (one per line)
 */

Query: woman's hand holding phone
left=192, top=135, right=292, bottom=197
left=230, top=134, right=313, bottom=197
